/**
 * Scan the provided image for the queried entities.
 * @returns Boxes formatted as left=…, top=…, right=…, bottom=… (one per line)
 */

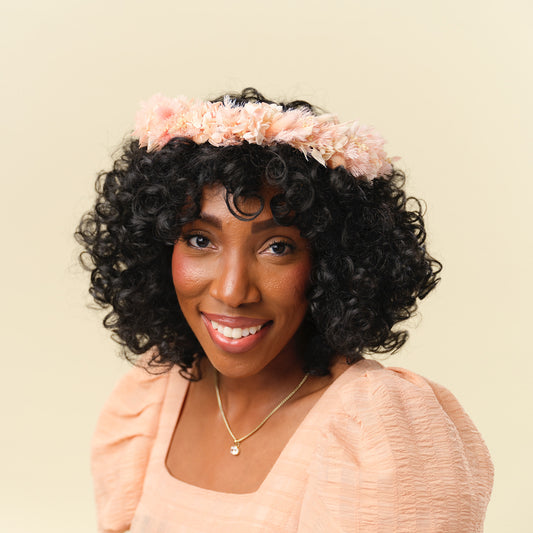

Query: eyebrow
left=198, top=213, right=281, bottom=234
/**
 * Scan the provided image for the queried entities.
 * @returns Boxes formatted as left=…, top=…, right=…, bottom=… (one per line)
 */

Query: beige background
left=1, top=0, right=531, bottom=531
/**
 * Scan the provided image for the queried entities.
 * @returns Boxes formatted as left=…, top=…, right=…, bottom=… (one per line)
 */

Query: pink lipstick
left=201, top=313, right=272, bottom=354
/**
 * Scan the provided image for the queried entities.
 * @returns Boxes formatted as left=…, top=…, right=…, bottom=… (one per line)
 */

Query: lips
left=202, top=312, right=268, bottom=328
left=201, top=313, right=272, bottom=354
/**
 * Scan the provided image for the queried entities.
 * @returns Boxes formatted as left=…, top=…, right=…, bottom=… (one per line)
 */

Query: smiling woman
left=172, top=185, right=312, bottom=377
left=76, top=88, right=493, bottom=532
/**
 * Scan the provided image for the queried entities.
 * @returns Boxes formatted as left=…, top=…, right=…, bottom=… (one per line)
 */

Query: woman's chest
left=165, top=389, right=321, bottom=493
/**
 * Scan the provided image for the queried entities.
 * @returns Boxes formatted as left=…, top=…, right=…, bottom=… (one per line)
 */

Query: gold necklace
left=214, top=371, right=309, bottom=456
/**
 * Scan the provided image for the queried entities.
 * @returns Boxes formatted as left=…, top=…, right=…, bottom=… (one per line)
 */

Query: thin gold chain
left=215, top=371, right=309, bottom=448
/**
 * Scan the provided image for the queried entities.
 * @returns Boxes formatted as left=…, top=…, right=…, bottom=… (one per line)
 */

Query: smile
left=201, top=313, right=272, bottom=354
left=209, top=320, right=265, bottom=340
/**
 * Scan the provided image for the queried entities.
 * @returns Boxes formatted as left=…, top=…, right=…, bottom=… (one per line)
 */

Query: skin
left=166, top=184, right=346, bottom=493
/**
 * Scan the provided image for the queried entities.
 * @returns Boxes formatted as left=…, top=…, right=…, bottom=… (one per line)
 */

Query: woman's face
left=171, top=184, right=312, bottom=379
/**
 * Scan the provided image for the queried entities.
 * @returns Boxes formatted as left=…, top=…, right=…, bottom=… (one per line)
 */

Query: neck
left=203, top=351, right=307, bottom=417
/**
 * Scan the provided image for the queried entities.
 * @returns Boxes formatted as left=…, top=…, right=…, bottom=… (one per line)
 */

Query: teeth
left=210, top=320, right=264, bottom=340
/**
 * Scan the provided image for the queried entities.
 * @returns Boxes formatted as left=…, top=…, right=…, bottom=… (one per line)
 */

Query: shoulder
left=299, top=359, right=494, bottom=532
left=336, top=360, right=474, bottom=429
left=334, top=360, right=494, bottom=487
left=90, top=352, right=172, bottom=533
left=329, top=360, right=487, bottom=444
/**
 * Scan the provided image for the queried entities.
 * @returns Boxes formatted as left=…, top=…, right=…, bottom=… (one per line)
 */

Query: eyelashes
left=267, top=240, right=294, bottom=256
left=181, top=233, right=295, bottom=256
left=185, top=234, right=211, bottom=249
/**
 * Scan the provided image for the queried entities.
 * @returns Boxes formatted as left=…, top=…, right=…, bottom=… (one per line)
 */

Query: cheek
left=171, top=246, right=209, bottom=298
left=267, top=260, right=312, bottom=307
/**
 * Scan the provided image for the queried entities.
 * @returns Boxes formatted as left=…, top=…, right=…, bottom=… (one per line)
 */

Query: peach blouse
left=91, top=359, right=493, bottom=533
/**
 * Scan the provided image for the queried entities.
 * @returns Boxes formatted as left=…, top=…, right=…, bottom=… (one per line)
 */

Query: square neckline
left=152, top=359, right=379, bottom=498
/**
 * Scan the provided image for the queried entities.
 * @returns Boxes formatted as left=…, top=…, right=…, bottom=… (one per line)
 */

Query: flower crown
left=133, top=94, right=394, bottom=180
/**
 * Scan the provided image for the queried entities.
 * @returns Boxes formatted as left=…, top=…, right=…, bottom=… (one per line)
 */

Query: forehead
left=193, top=183, right=304, bottom=238
left=178, top=184, right=311, bottom=260
left=199, top=183, right=278, bottom=221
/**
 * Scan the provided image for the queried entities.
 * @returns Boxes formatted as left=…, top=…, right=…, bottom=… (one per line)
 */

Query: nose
left=209, top=252, right=261, bottom=308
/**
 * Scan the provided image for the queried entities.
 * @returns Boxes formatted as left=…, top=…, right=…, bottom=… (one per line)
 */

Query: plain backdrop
left=1, top=1, right=531, bottom=531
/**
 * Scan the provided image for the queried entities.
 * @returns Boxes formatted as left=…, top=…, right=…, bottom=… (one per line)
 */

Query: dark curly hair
left=76, top=88, right=441, bottom=377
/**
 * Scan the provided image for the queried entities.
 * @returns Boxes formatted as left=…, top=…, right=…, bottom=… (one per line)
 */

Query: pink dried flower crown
left=133, top=94, right=395, bottom=180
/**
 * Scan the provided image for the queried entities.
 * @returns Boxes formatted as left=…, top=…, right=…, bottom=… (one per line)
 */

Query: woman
left=77, top=88, right=493, bottom=532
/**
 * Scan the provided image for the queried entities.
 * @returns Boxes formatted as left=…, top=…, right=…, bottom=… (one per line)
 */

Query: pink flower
left=133, top=94, right=395, bottom=180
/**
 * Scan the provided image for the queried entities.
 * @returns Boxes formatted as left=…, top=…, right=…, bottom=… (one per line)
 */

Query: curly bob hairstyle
left=76, top=88, right=441, bottom=377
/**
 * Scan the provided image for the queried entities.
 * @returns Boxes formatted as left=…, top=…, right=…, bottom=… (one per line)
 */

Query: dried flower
left=133, top=94, right=394, bottom=180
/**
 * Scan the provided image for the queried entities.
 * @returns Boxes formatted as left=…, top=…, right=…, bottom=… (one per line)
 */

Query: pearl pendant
left=230, top=444, right=240, bottom=456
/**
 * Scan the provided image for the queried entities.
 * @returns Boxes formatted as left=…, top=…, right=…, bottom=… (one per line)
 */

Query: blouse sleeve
left=298, top=364, right=494, bottom=533
left=90, top=355, right=170, bottom=533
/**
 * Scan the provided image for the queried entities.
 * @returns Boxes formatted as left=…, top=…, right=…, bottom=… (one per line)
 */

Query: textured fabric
left=91, top=359, right=493, bottom=533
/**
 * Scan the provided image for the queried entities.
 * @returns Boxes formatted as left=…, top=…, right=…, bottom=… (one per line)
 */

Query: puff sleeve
left=297, top=365, right=494, bottom=532
left=90, top=358, right=170, bottom=533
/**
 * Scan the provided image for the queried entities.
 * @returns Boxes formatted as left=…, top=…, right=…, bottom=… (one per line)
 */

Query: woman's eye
left=267, top=241, right=293, bottom=256
left=187, top=235, right=211, bottom=248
